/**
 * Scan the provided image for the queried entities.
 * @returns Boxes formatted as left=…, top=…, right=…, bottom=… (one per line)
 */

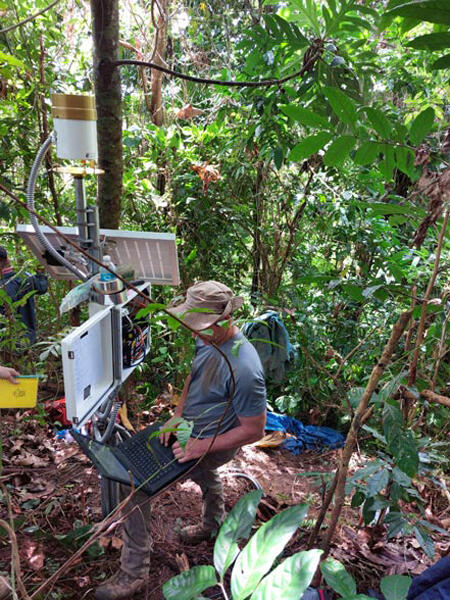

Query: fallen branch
left=421, top=389, right=450, bottom=408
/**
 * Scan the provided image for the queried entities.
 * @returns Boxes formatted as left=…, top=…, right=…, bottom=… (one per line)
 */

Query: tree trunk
left=250, top=162, right=264, bottom=305
left=90, top=0, right=123, bottom=229
left=150, top=0, right=169, bottom=194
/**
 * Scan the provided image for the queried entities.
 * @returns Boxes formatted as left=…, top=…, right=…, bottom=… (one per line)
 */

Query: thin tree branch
left=0, top=0, right=62, bottom=34
left=408, top=210, right=449, bottom=387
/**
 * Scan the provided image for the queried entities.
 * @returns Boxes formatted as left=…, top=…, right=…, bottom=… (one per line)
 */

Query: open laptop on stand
left=72, top=422, right=195, bottom=497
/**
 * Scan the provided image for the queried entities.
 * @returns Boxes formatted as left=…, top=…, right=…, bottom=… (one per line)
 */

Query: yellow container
left=0, top=377, right=39, bottom=408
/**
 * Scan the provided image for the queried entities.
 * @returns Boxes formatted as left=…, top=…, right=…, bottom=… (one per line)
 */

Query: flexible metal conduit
left=227, top=469, right=263, bottom=491
left=26, top=133, right=87, bottom=280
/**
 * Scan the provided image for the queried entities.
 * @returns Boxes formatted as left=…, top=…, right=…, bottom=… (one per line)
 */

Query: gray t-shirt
left=182, top=332, right=266, bottom=438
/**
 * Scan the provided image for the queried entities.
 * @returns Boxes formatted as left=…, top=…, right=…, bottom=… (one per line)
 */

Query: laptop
left=71, top=422, right=195, bottom=496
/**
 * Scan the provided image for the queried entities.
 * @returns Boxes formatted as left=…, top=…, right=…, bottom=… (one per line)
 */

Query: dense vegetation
left=1, top=0, right=450, bottom=595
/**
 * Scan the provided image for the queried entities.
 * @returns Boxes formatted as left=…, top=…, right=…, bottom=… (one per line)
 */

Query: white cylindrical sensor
left=51, top=93, right=98, bottom=160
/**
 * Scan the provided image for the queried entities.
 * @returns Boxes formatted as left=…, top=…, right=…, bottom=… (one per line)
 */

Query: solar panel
left=15, top=224, right=180, bottom=285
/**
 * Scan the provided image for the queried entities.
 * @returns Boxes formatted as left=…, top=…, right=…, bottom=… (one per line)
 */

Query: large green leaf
left=366, top=469, right=390, bottom=496
left=395, top=146, right=415, bottom=177
left=379, top=144, right=396, bottom=180
left=354, top=141, right=381, bottom=165
left=249, top=550, right=322, bottom=600
left=214, top=490, right=262, bottom=579
left=323, top=86, right=358, bottom=128
left=409, top=107, right=435, bottom=144
left=280, top=105, right=330, bottom=129
left=407, top=32, right=450, bottom=50
left=321, top=558, right=357, bottom=597
left=389, top=430, right=419, bottom=477
left=385, top=0, right=450, bottom=25
left=364, top=107, right=392, bottom=138
left=414, top=525, right=435, bottom=558
left=288, top=132, right=332, bottom=161
left=323, top=135, right=356, bottom=166
left=380, top=574, right=412, bottom=600
left=231, top=503, right=309, bottom=600
left=162, top=566, right=217, bottom=600
left=431, top=53, right=450, bottom=70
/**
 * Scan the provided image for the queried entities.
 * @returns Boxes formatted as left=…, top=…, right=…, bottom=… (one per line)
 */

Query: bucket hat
left=167, top=281, right=244, bottom=331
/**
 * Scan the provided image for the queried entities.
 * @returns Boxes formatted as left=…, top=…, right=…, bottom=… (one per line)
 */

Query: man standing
left=95, top=281, right=267, bottom=600
left=0, top=246, right=47, bottom=345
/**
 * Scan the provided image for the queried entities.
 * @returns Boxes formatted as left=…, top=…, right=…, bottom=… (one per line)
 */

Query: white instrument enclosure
left=62, top=283, right=151, bottom=426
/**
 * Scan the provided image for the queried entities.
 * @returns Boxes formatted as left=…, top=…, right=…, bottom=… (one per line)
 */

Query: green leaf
left=231, top=503, right=309, bottom=600
left=162, top=566, right=217, bottom=600
left=366, top=469, right=390, bottom=496
left=250, top=549, right=323, bottom=600
left=341, top=283, right=363, bottom=301
left=363, top=201, right=415, bottom=215
left=407, top=32, right=450, bottom=50
left=380, top=574, right=412, bottom=600
left=288, top=132, right=332, bottom=161
left=362, top=284, right=385, bottom=298
left=273, top=146, right=283, bottom=169
left=364, top=107, right=392, bottom=138
left=409, top=107, right=435, bottom=145
left=385, top=0, right=450, bottom=25
left=0, top=50, right=28, bottom=70
left=385, top=512, right=407, bottom=538
left=379, top=144, right=396, bottom=180
left=395, top=146, right=415, bottom=176
left=323, top=86, right=358, bottom=128
left=321, top=558, right=357, bottom=597
left=135, top=303, right=166, bottom=319
left=389, top=430, right=419, bottom=477
left=414, top=525, right=435, bottom=558
left=214, top=490, right=263, bottom=579
left=166, top=315, right=182, bottom=331
left=323, top=135, right=356, bottom=167
left=231, top=338, right=245, bottom=357
left=280, top=105, right=330, bottom=129
left=175, top=418, right=194, bottom=451
left=354, top=142, right=381, bottom=165
left=431, top=53, right=450, bottom=70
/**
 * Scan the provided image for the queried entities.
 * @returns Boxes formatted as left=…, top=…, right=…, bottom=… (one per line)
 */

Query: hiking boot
left=179, top=524, right=215, bottom=544
left=94, top=570, right=147, bottom=600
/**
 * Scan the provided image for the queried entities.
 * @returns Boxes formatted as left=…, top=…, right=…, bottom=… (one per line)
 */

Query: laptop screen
left=87, top=439, right=139, bottom=485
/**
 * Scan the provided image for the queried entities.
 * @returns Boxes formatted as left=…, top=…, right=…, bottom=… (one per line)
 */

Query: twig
left=408, top=211, right=449, bottom=388
left=0, top=483, right=31, bottom=600
left=0, top=0, right=62, bottom=34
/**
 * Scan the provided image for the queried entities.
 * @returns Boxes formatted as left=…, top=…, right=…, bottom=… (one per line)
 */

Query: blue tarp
left=265, top=411, right=345, bottom=455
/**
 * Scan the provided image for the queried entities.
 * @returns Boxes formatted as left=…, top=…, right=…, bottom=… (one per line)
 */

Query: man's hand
left=159, top=415, right=182, bottom=446
left=0, top=366, right=19, bottom=384
left=172, top=438, right=208, bottom=463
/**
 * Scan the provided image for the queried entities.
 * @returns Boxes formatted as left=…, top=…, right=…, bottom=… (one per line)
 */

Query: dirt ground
left=0, top=412, right=445, bottom=600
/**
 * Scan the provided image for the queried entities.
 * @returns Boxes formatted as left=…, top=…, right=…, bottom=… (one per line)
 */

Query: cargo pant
left=119, top=448, right=236, bottom=579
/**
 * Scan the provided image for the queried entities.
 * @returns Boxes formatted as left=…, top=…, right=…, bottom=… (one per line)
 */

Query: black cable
left=111, top=42, right=323, bottom=88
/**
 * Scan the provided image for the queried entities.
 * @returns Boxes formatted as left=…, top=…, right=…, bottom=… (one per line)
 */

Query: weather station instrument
left=15, top=93, right=180, bottom=512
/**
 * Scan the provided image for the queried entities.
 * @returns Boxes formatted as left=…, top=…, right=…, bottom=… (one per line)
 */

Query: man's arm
left=159, top=374, right=191, bottom=445
left=172, top=411, right=266, bottom=462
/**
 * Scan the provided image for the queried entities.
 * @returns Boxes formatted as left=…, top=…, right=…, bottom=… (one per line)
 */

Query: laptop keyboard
left=119, top=431, right=176, bottom=485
